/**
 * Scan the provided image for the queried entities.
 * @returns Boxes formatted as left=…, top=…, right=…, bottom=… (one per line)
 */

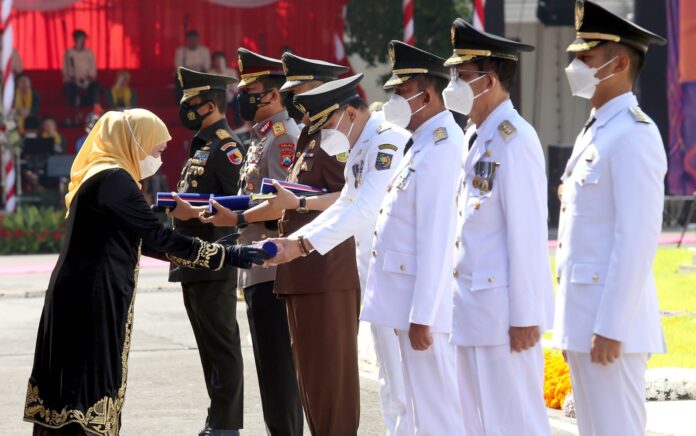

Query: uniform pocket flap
left=576, top=170, right=601, bottom=186
left=571, top=263, right=608, bottom=285
left=471, top=268, right=509, bottom=291
left=383, top=251, right=417, bottom=276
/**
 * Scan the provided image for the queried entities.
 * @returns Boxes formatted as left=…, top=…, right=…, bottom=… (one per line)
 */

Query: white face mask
left=443, top=73, right=489, bottom=115
left=565, top=56, right=617, bottom=100
left=382, top=91, right=426, bottom=129
left=125, top=116, right=163, bottom=179
left=320, top=110, right=355, bottom=156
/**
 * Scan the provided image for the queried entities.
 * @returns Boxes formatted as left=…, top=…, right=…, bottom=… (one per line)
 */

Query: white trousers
left=455, top=342, right=551, bottom=436
left=566, top=351, right=649, bottom=436
left=372, top=323, right=411, bottom=436
left=397, top=331, right=464, bottom=436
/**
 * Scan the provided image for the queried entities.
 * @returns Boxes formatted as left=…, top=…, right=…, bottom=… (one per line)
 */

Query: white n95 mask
left=565, top=56, right=617, bottom=100
left=320, top=110, right=355, bottom=156
left=125, top=115, right=163, bottom=179
left=382, top=91, right=426, bottom=129
left=443, top=74, right=489, bottom=115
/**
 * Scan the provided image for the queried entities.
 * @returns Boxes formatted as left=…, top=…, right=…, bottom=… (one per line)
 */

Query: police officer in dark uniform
left=169, top=67, right=246, bottom=436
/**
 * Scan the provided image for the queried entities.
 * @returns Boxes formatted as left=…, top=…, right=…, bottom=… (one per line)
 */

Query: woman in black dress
left=23, top=109, right=265, bottom=436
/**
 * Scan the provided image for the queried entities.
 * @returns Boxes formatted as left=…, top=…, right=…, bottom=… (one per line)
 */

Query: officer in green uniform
left=168, top=67, right=246, bottom=436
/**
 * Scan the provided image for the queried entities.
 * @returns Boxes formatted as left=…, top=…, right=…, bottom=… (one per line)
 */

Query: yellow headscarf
left=65, top=109, right=171, bottom=209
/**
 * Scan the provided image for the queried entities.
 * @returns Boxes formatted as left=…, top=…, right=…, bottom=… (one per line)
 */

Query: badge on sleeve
left=378, top=144, right=398, bottom=152
left=226, top=147, right=244, bottom=165
left=375, top=152, right=393, bottom=170
left=279, top=143, right=295, bottom=169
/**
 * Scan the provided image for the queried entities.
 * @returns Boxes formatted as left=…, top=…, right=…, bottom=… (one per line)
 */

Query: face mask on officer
left=125, top=116, right=162, bottom=179
left=565, top=56, right=618, bottom=100
left=179, top=100, right=214, bottom=131
left=237, top=89, right=273, bottom=121
left=382, top=90, right=427, bottom=129
left=320, top=109, right=355, bottom=156
left=443, top=70, right=491, bottom=116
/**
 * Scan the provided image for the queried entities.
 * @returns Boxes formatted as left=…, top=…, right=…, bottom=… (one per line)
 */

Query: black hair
left=73, top=29, right=87, bottom=40
left=260, top=76, right=287, bottom=106
left=212, top=51, right=226, bottom=61
left=186, top=30, right=199, bottom=39
left=472, top=57, right=518, bottom=93
left=604, top=42, right=644, bottom=82
left=346, top=97, right=369, bottom=111
left=201, top=89, right=228, bottom=113
left=417, top=75, right=449, bottom=101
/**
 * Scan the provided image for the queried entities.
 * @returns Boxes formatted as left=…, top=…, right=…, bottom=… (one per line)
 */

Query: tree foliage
left=345, top=0, right=472, bottom=67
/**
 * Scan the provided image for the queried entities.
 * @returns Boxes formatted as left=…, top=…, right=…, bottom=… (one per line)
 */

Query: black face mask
left=236, top=90, right=271, bottom=122
left=284, top=92, right=304, bottom=123
left=179, top=101, right=213, bottom=131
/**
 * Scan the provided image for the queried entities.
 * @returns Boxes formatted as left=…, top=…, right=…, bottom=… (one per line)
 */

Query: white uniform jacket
left=451, top=100, right=555, bottom=347
left=552, top=92, right=667, bottom=354
left=295, top=112, right=410, bottom=290
left=361, top=110, right=465, bottom=333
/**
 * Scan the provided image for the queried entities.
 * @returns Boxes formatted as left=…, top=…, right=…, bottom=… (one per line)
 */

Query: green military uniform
left=170, top=67, right=246, bottom=433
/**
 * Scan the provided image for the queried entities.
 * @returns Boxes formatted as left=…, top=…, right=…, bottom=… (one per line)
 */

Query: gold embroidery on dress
left=23, top=242, right=142, bottom=436
left=166, top=239, right=224, bottom=271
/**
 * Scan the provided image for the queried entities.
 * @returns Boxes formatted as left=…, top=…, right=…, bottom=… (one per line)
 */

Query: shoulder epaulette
left=629, top=107, right=651, bottom=124
left=433, top=127, right=448, bottom=144
left=377, top=122, right=392, bottom=134
left=498, top=120, right=517, bottom=142
left=216, top=129, right=232, bottom=140
left=272, top=121, right=287, bottom=137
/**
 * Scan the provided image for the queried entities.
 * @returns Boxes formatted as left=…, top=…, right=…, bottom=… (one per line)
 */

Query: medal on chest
left=471, top=160, right=500, bottom=193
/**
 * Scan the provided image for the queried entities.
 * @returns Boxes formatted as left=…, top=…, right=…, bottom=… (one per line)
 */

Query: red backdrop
left=14, top=0, right=349, bottom=70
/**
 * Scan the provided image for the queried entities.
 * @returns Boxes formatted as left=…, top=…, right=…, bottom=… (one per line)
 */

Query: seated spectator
left=14, top=74, right=40, bottom=133
left=105, top=70, right=137, bottom=109
left=174, top=30, right=211, bottom=102
left=76, top=112, right=101, bottom=153
left=41, top=117, right=66, bottom=154
left=175, top=30, right=211, bottom=72
left=63, top=29, right=100, bottom=107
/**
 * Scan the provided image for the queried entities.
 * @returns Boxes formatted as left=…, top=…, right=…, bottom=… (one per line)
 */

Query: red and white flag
left=403, top=0, right=414, bottom=45
left=473, top=0, right=486, bottom=31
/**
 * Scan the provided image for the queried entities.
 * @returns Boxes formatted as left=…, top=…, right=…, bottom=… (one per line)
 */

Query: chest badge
left=471, top=160, right=500, bottom=193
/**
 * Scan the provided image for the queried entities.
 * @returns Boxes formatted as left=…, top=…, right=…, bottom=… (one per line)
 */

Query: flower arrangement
left=0, top=206, right=65, bottom=254
left=544, top=349, right=573, bottom=410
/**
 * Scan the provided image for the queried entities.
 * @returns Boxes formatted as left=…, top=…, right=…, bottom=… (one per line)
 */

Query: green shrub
left=0, top=207, right=65, bottom=254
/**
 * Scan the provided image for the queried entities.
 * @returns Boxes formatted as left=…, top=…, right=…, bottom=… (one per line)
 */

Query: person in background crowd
left=106, top=70, right=137, bottom=109
left=176, top=30, right=211, bottom=72
left=76, top=112, right=102, bottom=153
left=14, top=74, right=40, bottom=134
left=41, top=117, right=66, bottom=154
left=62, top=29, right=99, bottom=107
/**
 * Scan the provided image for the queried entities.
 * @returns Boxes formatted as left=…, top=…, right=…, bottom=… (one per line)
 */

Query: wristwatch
left=296, top=196, right=309, bottom=214
left=236, top=211, right=247, bottom=227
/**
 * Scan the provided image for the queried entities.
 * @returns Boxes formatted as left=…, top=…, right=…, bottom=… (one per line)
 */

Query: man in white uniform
left=553, top=2, right=668, bottom=435
left=443, top=19, right=553, bottom=436
left=267, top=73, right=412, bottom=435
left=361, top=40, right=465, bottom=435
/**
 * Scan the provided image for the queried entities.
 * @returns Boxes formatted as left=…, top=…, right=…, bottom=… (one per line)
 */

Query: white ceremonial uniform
left=451, top=99, right=553, bottom=436
left=552, top=92, right=667, bottom=436
left=362, top=109, right=465, bottom=436
left=293, top=111, right=411, bottom=435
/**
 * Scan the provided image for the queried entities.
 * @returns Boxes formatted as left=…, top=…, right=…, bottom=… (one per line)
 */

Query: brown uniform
left=275, top=127, right=361, bottom=436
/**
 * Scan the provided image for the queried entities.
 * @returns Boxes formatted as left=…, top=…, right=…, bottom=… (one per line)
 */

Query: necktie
left=403, top=138, right=414, bottom=155
left=468, top=132, right=478, bottom=151
left=583, top=117, right=596, bottom=135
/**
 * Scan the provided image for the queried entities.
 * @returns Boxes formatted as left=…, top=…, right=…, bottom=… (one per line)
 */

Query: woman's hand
left=168, top=192, right=206, bottom=221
